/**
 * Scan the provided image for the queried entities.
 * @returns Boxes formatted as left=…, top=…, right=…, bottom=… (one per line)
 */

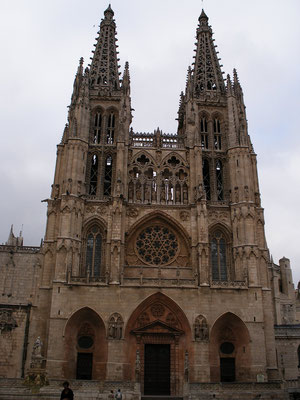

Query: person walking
left=60, top=381, right=74, bottom=400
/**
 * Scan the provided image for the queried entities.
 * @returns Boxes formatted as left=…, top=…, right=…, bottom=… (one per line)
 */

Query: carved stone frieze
left=85, top=205, right=107, bottom=215
left=208, top=210, right=228, bottom=223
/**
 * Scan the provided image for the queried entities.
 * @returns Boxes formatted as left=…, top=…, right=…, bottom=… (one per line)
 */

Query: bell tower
left=42, top=4, right=132, bottom=288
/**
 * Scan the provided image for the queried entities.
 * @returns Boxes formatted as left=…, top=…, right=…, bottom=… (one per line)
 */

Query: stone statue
left=32, top=337, right=43, bottom=358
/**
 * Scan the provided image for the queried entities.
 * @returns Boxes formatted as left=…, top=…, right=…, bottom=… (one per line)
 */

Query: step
left=141, top=397, right=183, bottom=400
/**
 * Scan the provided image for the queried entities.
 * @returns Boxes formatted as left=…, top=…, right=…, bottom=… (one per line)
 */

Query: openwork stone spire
left=89, top=4, right=121, bottom=92
left=192, top=9, right=225, bottom=97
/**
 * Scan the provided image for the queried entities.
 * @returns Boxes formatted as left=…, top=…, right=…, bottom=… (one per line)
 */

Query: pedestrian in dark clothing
left=60, top=381, right=74, bottom=400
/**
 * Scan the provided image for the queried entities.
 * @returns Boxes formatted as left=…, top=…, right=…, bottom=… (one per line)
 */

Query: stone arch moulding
left=208, top=222, right=232, bottom=238
left=161, top=152, right=187, bottom=167
left=63, top=307, right=107, bottom=381
left=209, top=311, right=252, bottom=383
left=82, top=215, right=107, bottom=233
left=124, top=292, right=192, bottom=397
left=125, top=211, right=191, bottom=273
left=132, top=150, right=156, bottom=166
left=126, top=210, right=190, bottom=247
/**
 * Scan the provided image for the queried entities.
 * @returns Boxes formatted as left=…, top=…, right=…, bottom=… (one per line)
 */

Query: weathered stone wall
left=0, top=246, right=42, bottom=378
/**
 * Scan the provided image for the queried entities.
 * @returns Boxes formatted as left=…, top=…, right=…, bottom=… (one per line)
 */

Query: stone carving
left=180, top=211, right=189, bottom=221
left=32, top=337, right=43, bottom=358
left=234, top=186, right=239, bottom=203
left=208, top=210, right=228, bottom=222
left=108, top=313, right=123, bottom=339
left=184, top=350, right=189, bottom=381
left=126, top=207, right=139, bottom=218
left=135, top=349, right=141, bottom=380
left=151, top=303, right=165, bottom=318
left=137, top=312, right=150, bottom=327
left=0, top=309, right=17, bottom=333
left=166, top=312, right=178, bottom=327
left=194, top=315, right=209, bottom=341
left=195, top=183, right=204, bottom=202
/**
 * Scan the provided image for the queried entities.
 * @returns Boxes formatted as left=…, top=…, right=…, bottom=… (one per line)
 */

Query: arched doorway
left=209, top=312, right=251, bottom=382
left=63, top=307, right=107, bottom=380
left=125, top=293, right=192, bottom=396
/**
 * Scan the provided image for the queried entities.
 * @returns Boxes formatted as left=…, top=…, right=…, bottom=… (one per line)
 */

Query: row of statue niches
left=128, top=181, right=189, bottom=204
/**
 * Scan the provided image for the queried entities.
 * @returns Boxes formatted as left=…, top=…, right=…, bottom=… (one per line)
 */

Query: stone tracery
left=128, top=152, right=189, bottom=204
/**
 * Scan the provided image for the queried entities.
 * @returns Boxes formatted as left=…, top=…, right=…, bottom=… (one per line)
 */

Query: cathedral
left=1, top=5, right=300, bottom=400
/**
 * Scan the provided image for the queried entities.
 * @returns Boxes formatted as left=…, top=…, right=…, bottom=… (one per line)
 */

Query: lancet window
left=214, top=118, right=222, bottom=150
left=103, top=156, right=113, bottom=196
left=106, top=112, right=115, bottom=144
left=87, top=153, right=114, bottom=198
left=89, top=154, right=98, bottom=195
left=200, top=117, right=209, bottom=150
left=210, top=230, right=228, bottom=281
left=202, top=159, right=211, bottom=200
left=216, top=160, right=224, bottom=201
left=85, top=225, right=102, bottom=278
left=93, top=112, right=102, bottom=144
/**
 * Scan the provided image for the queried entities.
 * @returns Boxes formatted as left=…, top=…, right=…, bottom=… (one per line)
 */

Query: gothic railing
left=122, top=264, right=196, bottom=287
left=131, top=131, right=184, bottom=149
left=210, top=279, right=247, bottom=289
left=70, top=275, right=107, bottom=284
left=0, top=245, right=40, bottom=253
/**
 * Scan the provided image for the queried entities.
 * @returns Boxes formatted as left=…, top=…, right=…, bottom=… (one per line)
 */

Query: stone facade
left=0, top=6, right=299, bottom=400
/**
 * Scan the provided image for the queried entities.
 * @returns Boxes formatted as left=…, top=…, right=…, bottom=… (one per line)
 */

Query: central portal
left=144, top=344, right=170, bottom=395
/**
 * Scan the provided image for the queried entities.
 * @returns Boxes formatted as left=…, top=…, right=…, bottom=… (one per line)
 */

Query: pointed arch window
left=200, top=117, right=209, bottom=149
left=211, top=230, right=227, bottom=281
left=106, top=112, right=115, bottom=144
left=103, top=156, right=113, bottom=196
left=202, top=159, right=211, bottom=200
left=93, top=112, right=102, bottom=144
left=214, top=118, right=222, bottom=150
left=85, top=226, right=102, bottom=277
left=89, top=154, right=98, bottom=195
left=216, top=160, right=224, bottom=201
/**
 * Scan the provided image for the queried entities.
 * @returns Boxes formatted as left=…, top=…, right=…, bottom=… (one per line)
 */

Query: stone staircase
left=141, top=397, right=183, bottom=400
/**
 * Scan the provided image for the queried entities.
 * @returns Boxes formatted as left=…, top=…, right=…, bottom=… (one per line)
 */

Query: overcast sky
left=1, top=0, right=299, bottom=283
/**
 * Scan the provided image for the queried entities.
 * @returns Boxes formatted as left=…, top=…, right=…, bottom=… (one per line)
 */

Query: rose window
left=135, top=225, right=179, bottom=265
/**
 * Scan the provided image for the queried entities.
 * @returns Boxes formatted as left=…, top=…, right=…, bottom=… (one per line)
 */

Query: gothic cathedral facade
left=1, top=6, right=300, bottom=400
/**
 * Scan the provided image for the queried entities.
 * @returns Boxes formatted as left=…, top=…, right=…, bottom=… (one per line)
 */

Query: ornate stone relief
left=126, top=207, right=139, bottom=218
left=208, top=210, right=228, bottom=223
left=150, top=303, right=165, bottom=318
left=85, top=205, right=107, bottom=215
left=0, top=309, right=17, bottom=333
left=137, top=312, right=150, bottom=327
left=180, top=211, right=189, bottom=221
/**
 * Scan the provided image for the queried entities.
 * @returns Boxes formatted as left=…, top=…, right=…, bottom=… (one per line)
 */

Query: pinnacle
left=199, top=9, right=208, bottom=21
left=104, top=4, right=114, bottom=18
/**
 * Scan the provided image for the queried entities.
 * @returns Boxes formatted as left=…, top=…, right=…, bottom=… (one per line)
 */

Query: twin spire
left=190, top=9, right=225, bottom=98
left=89, top=4, right=121, bottom=91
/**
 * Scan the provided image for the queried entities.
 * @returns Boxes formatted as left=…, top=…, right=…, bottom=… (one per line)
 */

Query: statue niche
left=108, top=313, right=124, bottom=340
left=194, top=315, right=209, bottom=341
